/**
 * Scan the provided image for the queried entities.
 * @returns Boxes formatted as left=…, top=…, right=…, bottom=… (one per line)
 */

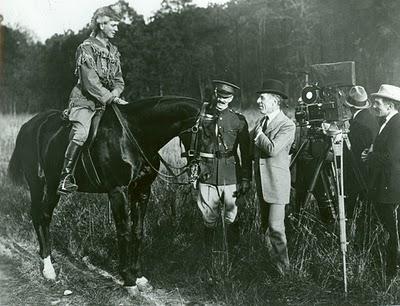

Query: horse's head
left=117, top=96, right=200, bottom=157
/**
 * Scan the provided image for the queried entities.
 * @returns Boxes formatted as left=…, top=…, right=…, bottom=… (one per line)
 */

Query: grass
left=0, top=111, right=398, bottom=305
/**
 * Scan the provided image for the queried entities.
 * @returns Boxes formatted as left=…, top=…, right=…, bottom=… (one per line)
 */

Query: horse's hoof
left=42, top=256, right=56, bottom=280
left=136, top=276, right=153, bottom=292
left=125, top=285, right=140, bottom=297
left=43, top=267, right=56, bottom=280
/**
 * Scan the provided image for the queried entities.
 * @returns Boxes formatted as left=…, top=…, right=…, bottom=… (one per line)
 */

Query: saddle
left=61, top=107, right=105, bottom=189
left=80, top=108, right=104, bottom=189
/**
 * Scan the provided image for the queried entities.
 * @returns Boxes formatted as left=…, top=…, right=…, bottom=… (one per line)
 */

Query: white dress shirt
left=255, top=109, right=280, bottom=141
left=353, top=109, right=362, bottom=119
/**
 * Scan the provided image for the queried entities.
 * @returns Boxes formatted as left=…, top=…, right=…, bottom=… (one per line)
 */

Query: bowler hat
left=212, top=80, right=240, bottom=98
left=257, top=79, right=288, bottom=99
left=371, top=84, right=400, bottom=103
left=345, top=85, right=370, bottom=109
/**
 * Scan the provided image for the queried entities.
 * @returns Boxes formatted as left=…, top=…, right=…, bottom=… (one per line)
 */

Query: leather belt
left=199, top=151, right=234, bottom=159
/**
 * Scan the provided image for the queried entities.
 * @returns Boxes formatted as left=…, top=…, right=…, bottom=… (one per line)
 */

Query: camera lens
left=301, top=85, right=320, bottom=104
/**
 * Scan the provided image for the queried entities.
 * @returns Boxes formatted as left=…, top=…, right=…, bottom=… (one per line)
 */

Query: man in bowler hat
left=362, top=84, right=400, bottom=278
left=251, top=79, right=296, bottom=275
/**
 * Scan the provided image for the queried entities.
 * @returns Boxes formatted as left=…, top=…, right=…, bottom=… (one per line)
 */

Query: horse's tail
left=7, top=123, right=27, bottom=186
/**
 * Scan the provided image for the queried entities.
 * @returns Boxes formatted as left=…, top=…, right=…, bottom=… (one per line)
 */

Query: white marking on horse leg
left=42, top=255, right=56, bottom=280
left=136, top=276, right=153, bottom=292
left=125, top=285, right=140, bottom=296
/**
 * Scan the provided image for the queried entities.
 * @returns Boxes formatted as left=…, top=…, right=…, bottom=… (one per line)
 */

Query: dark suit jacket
left=345, top=109, right=379, bottom=191
left=368, top=113, right=400, bottom=203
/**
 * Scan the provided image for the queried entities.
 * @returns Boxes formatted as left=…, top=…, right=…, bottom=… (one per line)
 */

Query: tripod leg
left=290, top=138, right=309, bottom=170
left=304, top=144, right=331, bottom=208
left=320, top=167, right=337, bottom=221
left=331, top=134, right=348, bottom=294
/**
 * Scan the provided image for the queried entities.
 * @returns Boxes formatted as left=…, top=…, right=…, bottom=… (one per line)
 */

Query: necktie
left=262, top=116, right=269, bottom=132
left=378, top=116, right=386, bottom=126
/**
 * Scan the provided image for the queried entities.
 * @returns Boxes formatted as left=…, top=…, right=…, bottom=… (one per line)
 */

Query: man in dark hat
left=251, top=79, right=296, bottom=276
left=343, top=85, right=378, bottom=218
left=196, top=80, right=252, bottom=256
left=58, top=5, right=128, bottom=194
left=362, top=84, right=400, bottom=279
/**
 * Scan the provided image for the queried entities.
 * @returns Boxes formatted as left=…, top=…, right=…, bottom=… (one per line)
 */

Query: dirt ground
left=0, top=237, right=216, bottom=306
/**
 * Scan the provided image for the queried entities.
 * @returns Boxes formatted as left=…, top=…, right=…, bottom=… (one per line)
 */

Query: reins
left=111, top=103, right=196, bottom=185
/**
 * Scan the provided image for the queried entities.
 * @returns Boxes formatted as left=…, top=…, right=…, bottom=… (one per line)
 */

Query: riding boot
left=204, top=226, right=215, bottom=257
left=226, top=222, right=240, bottom=255
left=203, top=226, right=215, bottom=281
left=58, top=141, right=81, bottom=194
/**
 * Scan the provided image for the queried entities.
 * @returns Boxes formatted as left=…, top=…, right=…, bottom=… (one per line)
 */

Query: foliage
left=1, top=0, right=400, bottom=113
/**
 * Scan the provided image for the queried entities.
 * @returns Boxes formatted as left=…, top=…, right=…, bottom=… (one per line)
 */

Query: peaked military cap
left=213, top=80, right=240, bottom=98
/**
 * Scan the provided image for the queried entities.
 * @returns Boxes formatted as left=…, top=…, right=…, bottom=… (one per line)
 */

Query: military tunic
left=196, top=103, right=252, bottom=185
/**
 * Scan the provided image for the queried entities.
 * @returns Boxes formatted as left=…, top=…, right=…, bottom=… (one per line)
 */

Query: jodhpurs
left=68, top=106, right=95, bottom=146
left=197, top=183, right=238, bottom=227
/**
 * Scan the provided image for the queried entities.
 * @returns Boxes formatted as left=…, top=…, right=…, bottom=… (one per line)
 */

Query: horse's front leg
left=108, top=186, right=137, bottom=291
left=30, top=180, right=60, bottom=280
left=128, top=181, right=152, bottom=292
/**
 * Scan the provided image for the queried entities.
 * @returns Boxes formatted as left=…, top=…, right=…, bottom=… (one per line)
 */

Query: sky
left=1, top=0, right=229, bottom=42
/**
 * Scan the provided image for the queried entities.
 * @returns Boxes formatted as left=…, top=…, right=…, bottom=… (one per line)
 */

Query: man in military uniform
left=196, top=80, right=252, bottom=253
left=58, top=6, right=129, bottom=194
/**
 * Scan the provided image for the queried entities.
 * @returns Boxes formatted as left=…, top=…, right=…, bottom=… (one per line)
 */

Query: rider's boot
left=226, top=221, right=240, bottom=255
left=57, top=141, right=81, bottom=195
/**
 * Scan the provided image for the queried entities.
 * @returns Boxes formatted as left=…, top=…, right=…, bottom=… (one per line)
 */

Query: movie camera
left=295, top=61, right=355, bottom=128
left=291, top=61, right=358, bottom=294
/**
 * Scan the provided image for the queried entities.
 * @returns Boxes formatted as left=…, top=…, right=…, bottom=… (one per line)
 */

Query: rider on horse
left=58, top=5, right=129, bottom=195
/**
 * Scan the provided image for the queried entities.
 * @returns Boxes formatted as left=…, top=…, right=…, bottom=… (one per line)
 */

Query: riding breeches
left=68, top=106, right=95, bottom=146
left=197, top=183, right=238, bottom=227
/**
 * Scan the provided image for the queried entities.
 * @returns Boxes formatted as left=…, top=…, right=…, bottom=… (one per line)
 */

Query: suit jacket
left=251, top=111, right=296, bottom=204
left=368, top=113, right=400, bottom=203
left=345, top=109, right=379, bottom=191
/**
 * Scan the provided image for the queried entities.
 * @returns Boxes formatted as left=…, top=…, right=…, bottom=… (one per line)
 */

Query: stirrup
left=57, top=174, right=78, bottom=195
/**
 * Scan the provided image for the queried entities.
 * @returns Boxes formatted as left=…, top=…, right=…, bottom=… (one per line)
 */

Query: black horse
left=7, top=96, right=200, bottom=293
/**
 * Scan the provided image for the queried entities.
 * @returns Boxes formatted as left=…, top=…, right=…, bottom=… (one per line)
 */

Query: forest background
left=1, top=0, right=400, bottom=113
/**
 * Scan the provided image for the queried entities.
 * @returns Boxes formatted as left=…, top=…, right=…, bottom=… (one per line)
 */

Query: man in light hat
left=362, top=84, right=400, bottom=279
left=343, top=85, right=378, bottom=218
left=58, top=5, right=129, bottom=194
left=251, top=79, right=296, bottom=276
left=195, top=80, right=252, bottom=257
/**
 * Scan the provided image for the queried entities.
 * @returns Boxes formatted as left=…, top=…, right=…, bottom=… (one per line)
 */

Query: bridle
left=111, top=103, right=204, bottom=185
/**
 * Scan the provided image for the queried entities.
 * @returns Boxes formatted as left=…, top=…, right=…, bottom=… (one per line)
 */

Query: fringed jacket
left=68, top=36, right=125, bottom=111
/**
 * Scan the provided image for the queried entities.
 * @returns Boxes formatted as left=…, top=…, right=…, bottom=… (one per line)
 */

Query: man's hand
left=254, top=125, right=263, bottom=140
left=233, top=179, right=251, bottom=198
left=361, top=144, right=373, bottom=162
left=114, top=97, right=129, bottom=105
left=361, top=148, right=370, bottom=162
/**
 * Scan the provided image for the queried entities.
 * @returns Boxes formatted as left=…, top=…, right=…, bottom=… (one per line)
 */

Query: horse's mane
left=120, top=95, right=201, bottom=123
left=122, top=95, right=200, bottom=114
